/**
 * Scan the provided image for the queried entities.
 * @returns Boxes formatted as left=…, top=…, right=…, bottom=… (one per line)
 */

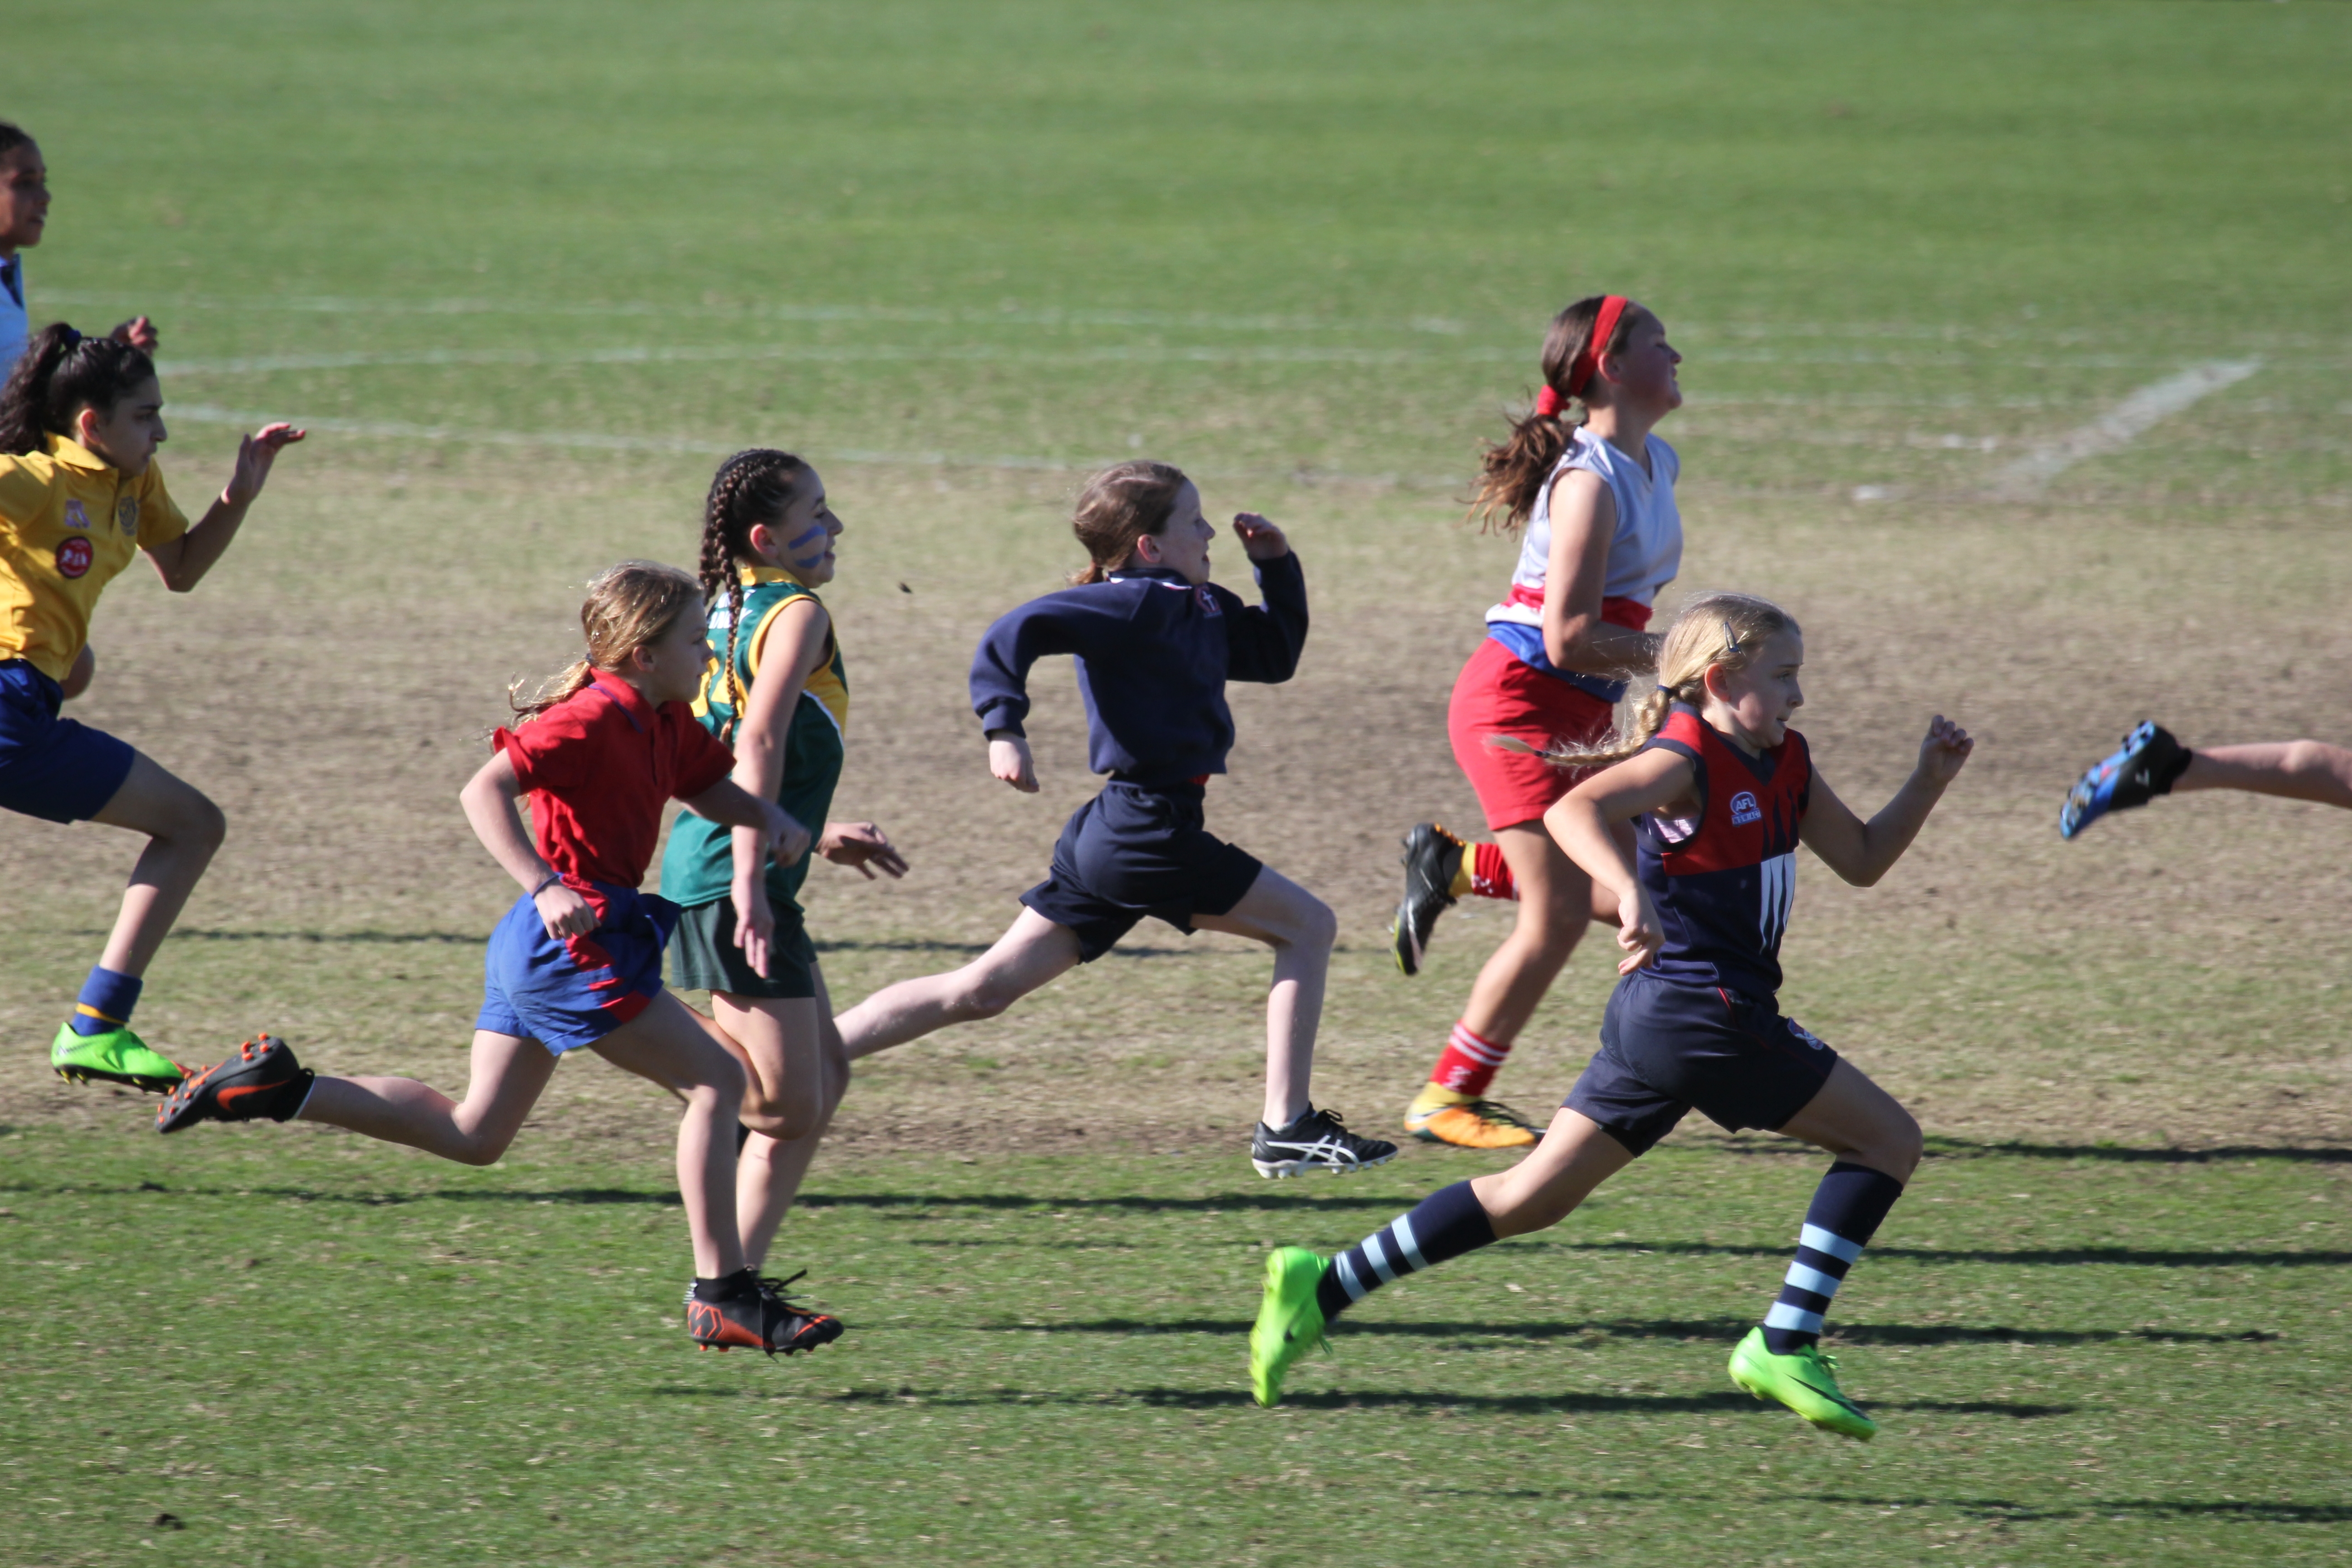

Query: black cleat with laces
left=1251, top=1105, right=1399, bottom=1179
left=1391, top=823, right=1466, bottom=976
left=156, top=1035, right=314, bottom=1134
left=684, top=1269, right=844, bottom=1356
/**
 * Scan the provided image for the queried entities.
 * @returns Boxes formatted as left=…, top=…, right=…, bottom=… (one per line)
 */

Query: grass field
left=3, top=2, right=2350, bottom=1563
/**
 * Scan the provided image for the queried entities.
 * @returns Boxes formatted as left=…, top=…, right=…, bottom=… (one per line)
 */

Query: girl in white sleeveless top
left=1389, top=295, right=1688, bottom=1150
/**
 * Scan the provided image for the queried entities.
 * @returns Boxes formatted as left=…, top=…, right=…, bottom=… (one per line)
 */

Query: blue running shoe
left=2060, top=721, right=2190, bottom=839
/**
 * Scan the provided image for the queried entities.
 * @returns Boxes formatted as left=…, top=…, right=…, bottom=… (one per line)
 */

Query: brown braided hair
left=696, top=448, right=808, bottom=742
left=1468, top=296, right=1647, bottom=534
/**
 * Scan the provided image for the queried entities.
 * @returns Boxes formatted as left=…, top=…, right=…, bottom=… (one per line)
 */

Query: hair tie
left=57, top=325, right=83, bottom=349
left=1533, top=385, right=1564, bottom=419
left=1565, top=295, right=1629, bottom=397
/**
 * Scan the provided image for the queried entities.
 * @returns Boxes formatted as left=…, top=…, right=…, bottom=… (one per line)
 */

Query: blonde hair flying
left=510, top=560, right=704, bottom=720
left=1499, top=592, right=1801, bottom=772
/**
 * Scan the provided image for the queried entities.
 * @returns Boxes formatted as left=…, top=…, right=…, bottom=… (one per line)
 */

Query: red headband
left=1565, top=295, right=1630, bottom=398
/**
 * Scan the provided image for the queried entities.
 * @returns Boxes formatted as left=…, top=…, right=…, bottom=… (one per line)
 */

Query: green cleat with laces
left=51, top=1020, right=186, bottom=1094
left=1728, top=1327, right=1878, bottom=1441
left=1250, top=1246, right=1329, bottom=1407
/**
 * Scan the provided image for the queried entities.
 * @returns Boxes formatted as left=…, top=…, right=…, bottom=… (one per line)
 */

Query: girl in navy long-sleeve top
left=834, top=461, right=1395, bottom=1178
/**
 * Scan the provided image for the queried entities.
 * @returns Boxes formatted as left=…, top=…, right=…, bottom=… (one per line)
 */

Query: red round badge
left=55, top=537, right=94, bottom=578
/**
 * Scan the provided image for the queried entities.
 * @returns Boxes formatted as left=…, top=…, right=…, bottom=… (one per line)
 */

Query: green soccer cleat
left=1728, top=1327, right=1877, bottom=1441
left=1250, top=1246, right=1329, bottom=1407
left=50, top=1021, right=186, bottom=1094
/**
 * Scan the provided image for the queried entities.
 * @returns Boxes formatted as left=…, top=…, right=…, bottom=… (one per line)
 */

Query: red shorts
left=1448, top=636, right=1615, bottom=831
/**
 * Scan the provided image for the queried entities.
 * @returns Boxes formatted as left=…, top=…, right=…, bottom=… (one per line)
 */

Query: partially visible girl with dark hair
left=0, top=322, right=303, bottom=1095
left=830, top=461, right=1397, bottom=1178
left=1384, top=295, right=1688, bottom=1153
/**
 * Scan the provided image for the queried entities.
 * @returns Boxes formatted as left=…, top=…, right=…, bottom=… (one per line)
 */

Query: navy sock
left=1315, top=1180, right=1498, bottom=1321
left=1761, top=1161, right=1906, bottom=1354
left=69, top=965, right=142, bottom=1037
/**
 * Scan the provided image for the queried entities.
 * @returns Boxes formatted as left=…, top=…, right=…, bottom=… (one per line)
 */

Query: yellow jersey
left=0, top=434, right=190, bottom=681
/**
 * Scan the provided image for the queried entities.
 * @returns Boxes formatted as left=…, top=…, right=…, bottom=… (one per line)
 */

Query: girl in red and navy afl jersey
left=1252, top=593, right=1975, bottom=1443
left=1391, top=295, right=1686, bottom=1151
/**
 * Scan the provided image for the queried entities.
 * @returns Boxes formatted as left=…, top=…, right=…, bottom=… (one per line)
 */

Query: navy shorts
left=1564, top=969, right=1840, bottom=1156
left=0, top=658, right=136, bottom=824
left=1020, top=781, right=1263, bottom=962
left=477, top=882, right=679, bottom=1054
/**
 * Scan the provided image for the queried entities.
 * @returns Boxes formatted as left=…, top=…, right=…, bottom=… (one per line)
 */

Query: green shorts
left=668, top=894, right=820, bottom=1001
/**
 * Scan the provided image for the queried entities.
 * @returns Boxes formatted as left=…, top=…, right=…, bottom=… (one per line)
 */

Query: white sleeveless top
left=1482, top=426, right=1683, bottom=700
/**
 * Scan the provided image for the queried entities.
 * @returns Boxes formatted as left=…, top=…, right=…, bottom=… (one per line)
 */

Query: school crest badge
left=1194, top=586, right=1221, bottom=616
left=117, top=496, right=139, bottom=534
left=63, top=499, right=90, bottom=531
left=56, top=536, right=94, bottom=578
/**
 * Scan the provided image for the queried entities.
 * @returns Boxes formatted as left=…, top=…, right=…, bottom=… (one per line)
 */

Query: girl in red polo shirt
left=159, top=562, right=841, bottom=1357
left=1387, top=296, right=1688, bottom=1152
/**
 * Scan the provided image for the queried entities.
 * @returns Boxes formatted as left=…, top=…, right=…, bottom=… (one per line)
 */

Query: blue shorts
left=476, top=882, right=679, bottom=1054
left=1020, top=781, right=1263, bottom=962
left=0, top=658, right=136, bottom=824
left=1564, top=969, right=1840, bottom=1156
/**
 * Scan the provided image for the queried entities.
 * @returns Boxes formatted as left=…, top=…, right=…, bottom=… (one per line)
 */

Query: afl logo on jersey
left=1729, top=789, right=1762, bottom=825
left=55, top=537, right=94, bottom=578
left=63, top=499, right=91, bottom=531
left=1195, top=586, right=1222, bottom=616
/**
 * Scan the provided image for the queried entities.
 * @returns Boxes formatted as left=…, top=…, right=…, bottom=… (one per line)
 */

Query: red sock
left=1428, top=1020, right=1511, bottom=1097
left=1470, top=841, right=1517, bottom=901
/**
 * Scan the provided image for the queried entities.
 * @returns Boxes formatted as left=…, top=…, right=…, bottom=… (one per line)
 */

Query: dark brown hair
left=695, top=448, right=808, bottom=740
left=1468, top=295, right=1643, bottom=534
left=0, top=324, right=157, bottom=456
left=1069, top=460, right=1189, bottom=585
left=510, top=561, right=703, bottom=721
left=0, top=122, right=31, bottom=159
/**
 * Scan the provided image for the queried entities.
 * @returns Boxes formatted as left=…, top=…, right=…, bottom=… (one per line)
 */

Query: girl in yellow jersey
left=0, top=323, right=303, bottom=1091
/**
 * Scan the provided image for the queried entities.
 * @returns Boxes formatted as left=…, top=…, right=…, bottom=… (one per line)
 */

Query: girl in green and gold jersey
left=660, top=449, right=905, bottom=1280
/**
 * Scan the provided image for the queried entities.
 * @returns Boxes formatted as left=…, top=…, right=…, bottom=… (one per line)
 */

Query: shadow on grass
left=978, top=1317, right=2278, bottom=1346
left=644, top=1384, right=2072, bottom=1417
left=1926, top=1138, right=2350, bottom=1166
left=1415, top=1486, right=2350, bottom=1523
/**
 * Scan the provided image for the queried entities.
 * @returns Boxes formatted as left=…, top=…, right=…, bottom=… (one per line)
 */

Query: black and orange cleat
left=684, top=1269, right=844, bottom=1357
left=156, top=1035, right=314, bottom=1134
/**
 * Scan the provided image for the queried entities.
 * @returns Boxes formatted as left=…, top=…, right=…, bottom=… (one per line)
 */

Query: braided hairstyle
left=0, top=324, right=157, bottom=456
left=1468, top=295, right=1646, bottom=534
left=696, top=448, right=808, bottom=742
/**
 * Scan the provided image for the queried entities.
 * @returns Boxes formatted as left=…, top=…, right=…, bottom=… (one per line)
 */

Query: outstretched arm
left=1544, top=747, right=1697, bottom=974
left=144, top=423, right=306, bottom=592
left=1221, top=514, right=1309, bottom=683
left=1799, top=716, right=1974, bottom=886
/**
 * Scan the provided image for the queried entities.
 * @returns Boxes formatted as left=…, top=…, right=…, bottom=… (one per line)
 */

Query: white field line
left=1989, top=360, right=2262, bottom=497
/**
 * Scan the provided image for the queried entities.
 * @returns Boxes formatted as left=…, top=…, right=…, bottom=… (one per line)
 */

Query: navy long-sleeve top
left=969, top=552, right=1309, bottom=785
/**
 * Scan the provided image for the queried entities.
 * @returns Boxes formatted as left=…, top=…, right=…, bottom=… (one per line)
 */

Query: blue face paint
left=785, top=522, right=829, bottom=570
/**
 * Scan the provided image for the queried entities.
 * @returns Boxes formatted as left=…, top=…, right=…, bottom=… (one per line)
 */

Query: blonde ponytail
left=509, top=560, right=703, bottom=721
left=1497, top=592, right=1800, bottom=772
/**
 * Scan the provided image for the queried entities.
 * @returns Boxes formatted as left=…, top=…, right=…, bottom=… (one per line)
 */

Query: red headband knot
left=1533, top=385, right=1563, bottom=418
left=1566, top=295, right=1630, bottom=397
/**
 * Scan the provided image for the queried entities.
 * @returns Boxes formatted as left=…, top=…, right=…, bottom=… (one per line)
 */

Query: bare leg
left=298, top=1031, right=558, bottom=1165
left=589, top=991, right=750, bottom=1279
left=725, top=966, right=851, bottom=1269
left=1193, top=867, right=1338, bottom=1128
left=85, top=752, right=227, bottom=977
left=832, top=907, right=1083, bottom=1061
left=1774, top=1059, right=1923, bottom=1183
left=1466, top=1106, right=1639, bottom=1237
left=1455, top=821, right=1626, bottom=1046
left=2174, top=740, right=2352, bottom=809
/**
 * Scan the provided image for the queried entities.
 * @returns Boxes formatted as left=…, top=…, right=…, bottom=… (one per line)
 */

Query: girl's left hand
left=731, top=876, right=777, bottom=978
left=224, top=423, right=307, bottom=507
left=1231, top=513, right=1289, bottom=561
left=819, top=821, right=909, bottom=880
left=1917, top=715, right=1975, bottom=785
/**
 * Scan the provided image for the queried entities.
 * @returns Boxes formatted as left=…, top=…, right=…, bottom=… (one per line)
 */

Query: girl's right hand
left=732, top=877, right=777, bottom=978
left=1615, top=890, right=1664, bottom=975
left=765, top=803, right=813, bottom=867
left=990, top=735, right=1039, bottom=793
left=533, top=882, right=598, bottom=940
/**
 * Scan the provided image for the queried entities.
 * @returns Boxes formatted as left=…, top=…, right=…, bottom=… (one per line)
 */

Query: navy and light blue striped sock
left=1761, top=1161, right=1906, bottom=1354
left=68, top=966, right=143, bottom=1038
left=1314, top=1180, right=1498, bottom=1322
